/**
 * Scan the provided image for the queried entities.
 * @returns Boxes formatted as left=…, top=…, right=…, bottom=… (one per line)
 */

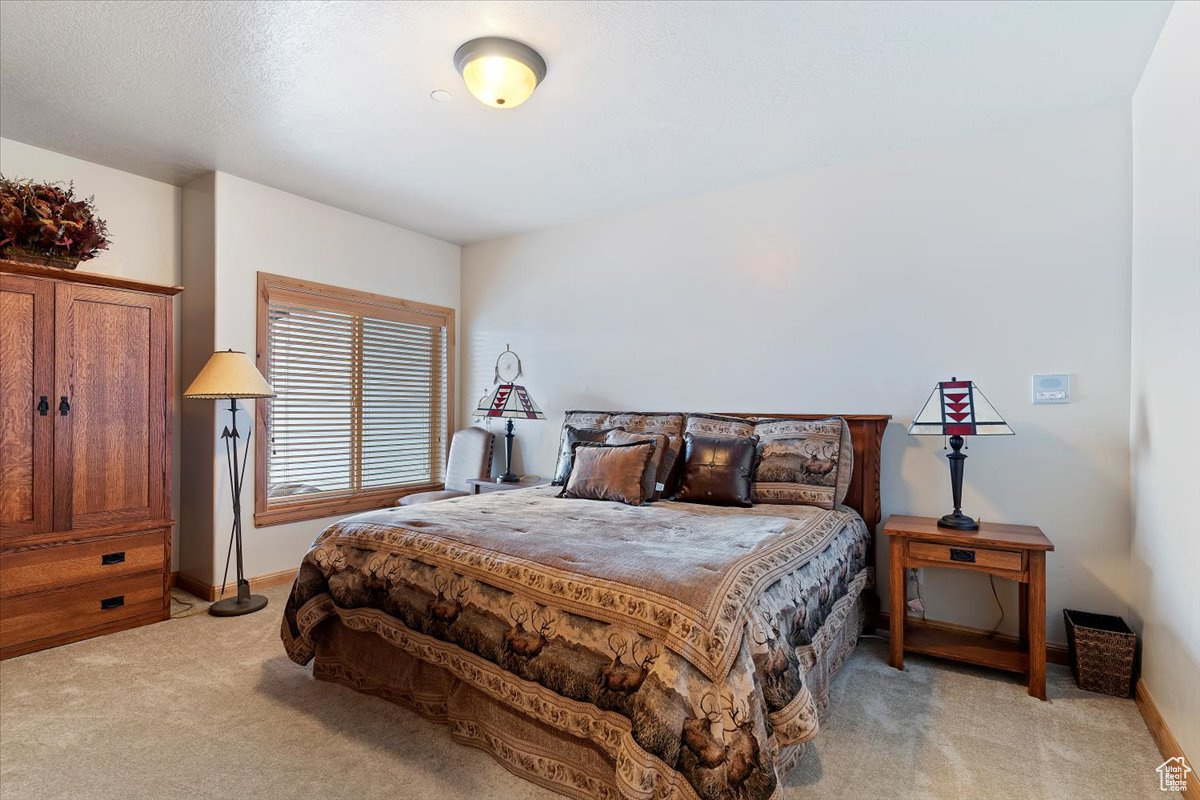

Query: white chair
left=398, top=427, right=494, bottom=506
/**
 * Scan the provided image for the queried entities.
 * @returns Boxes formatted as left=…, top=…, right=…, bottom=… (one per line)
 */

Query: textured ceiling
left=0, top=0, right=1171, bottom=244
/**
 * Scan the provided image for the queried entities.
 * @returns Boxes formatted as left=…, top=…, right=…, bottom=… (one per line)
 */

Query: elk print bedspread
left=282, top=487, right=872, bottom=800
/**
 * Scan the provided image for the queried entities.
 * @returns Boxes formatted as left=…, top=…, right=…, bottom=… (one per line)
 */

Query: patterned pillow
left=684, top=413, right=754, bottom=439
left=752, top=418, right=854, bottom=508
left=683, top=414, right=855, bottom=509
left=558, top=411, right=685, bottom=499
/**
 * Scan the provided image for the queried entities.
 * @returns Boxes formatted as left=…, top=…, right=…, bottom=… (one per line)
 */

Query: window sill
left=253, top=484, right=443, bottom=527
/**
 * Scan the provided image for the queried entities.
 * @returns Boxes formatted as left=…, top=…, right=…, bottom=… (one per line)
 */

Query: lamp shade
left=908, top=377, right=1012, bottom=436
left=184, top=350, right=275, bottom=399
left=475, top=384, right=545, bottom=420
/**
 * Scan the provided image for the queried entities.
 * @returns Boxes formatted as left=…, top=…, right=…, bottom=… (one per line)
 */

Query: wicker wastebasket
left=1063, top=609, right=1136, bottom=697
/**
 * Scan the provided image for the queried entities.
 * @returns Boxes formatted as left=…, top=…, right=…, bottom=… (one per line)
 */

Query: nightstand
left=466, top=477, right=550, bottom=495
left=883, top=515, right=1055, bottom=700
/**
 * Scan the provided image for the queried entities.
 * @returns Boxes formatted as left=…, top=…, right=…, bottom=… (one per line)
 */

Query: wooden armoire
left=0, top=260, right=180, bottom=659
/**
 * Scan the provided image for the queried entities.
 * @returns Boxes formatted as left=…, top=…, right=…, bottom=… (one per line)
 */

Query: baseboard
left=876, top=610, right=1069, bottom=665
left=171, top=568, right=298, bottom=602
left=1135, top=678, right=1198, bottom=800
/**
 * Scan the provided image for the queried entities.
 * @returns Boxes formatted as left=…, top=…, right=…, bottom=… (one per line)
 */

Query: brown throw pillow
left=558, top=441, right=658, bottom=506
left=560, top=411, right=686, bottom=497
left=604, top=429, right=669, bottom=502
left=674, top=432, right=758, bottom=507
left=552, top=425, right=619, bottom=485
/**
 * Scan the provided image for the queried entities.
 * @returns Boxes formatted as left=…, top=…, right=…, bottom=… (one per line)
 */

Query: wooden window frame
left=253, top=272, right=455, bottom=527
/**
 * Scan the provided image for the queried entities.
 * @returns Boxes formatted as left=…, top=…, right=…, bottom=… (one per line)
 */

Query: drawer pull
left=949, top=548, right=976, bottom=563
left=101, top=551, right=126, bottom=565
left=100, top=595, right=125, bottom=610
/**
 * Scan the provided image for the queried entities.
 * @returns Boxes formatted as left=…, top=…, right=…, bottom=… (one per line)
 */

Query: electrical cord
left=889, top=569, right=1005, bottom=639
left=169, top=589, right=208, bottom=619
left=985, top=574, right=1005, bottom=638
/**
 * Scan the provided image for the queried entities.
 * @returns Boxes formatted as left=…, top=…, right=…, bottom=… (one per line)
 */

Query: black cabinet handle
left=100, top=595, right=125, bottom=610
left=949, top=548, right=976, bottom=563
left=37, top=396, right=49, bottom=416
left=59, top=396, right=70, bottom=416
left=101, top=552, right=126, bottom=566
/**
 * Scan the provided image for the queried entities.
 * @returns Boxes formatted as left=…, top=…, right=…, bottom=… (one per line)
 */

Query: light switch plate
left=1032, top=373, right=1070, bottom=404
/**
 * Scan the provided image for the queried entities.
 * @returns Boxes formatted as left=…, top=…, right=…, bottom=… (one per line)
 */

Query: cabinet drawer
left=909, top=541, right=1023, bottom=572
left=0, top=530, right=166, bottom=597
left=0, top=571, right=164, bottom=650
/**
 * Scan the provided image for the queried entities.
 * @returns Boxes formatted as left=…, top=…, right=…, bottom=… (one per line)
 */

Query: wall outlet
left=909, top=567, right=924, bottom=586
left=1032, top=373, right=1070, bottom=404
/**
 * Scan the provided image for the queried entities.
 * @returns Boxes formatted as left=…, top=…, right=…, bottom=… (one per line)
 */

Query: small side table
left=466, top=477, right=550, bottom=495
left=883, top=515, right=1055, bottom=700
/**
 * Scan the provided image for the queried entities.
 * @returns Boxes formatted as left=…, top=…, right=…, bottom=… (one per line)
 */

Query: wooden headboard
left=718, top=413, right=891, bottom=564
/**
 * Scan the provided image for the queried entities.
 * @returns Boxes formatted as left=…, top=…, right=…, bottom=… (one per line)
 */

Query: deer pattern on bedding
left=282, top=510, right=870, bottom=800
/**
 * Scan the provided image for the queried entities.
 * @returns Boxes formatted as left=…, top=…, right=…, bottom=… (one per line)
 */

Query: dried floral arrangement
left=0, top=176, right=111, bottom=268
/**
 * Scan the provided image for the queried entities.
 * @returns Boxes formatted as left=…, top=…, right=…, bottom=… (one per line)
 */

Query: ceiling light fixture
left=453, top=37, right=546, bottom=109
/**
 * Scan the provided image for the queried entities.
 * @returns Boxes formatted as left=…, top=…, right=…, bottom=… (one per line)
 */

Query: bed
left=282, top=413, right=887, bottom=800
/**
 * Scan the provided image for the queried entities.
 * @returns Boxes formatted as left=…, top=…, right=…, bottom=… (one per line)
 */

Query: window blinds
left=265, top=296, right=449, bottom=504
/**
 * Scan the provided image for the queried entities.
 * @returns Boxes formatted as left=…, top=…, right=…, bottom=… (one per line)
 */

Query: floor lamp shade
left=183, top=349, right=274, bottom=399
left=184, top=350, right=274, bottom=616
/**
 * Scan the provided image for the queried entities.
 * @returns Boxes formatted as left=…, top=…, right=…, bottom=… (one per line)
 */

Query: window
left=254, top=273, right=454, bottom=526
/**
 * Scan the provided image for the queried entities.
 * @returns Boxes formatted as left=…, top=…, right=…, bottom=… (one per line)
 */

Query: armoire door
left=53, top=283, right=170, bottom=532
left=0, top=274, right=55, bottom=539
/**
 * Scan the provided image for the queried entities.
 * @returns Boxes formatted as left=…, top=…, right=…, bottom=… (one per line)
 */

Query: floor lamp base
left=209, top=594, right=269, bottom=617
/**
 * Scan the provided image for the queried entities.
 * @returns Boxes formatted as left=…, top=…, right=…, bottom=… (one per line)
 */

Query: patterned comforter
left=282, top=487, right=872, bottom=800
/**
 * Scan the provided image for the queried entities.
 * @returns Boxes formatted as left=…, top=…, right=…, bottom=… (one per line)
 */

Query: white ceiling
left=0, top=0, right=1171, bottom=244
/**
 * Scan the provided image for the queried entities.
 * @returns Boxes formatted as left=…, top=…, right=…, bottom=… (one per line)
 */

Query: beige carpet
left=0, top=584, right=1164, bottom=799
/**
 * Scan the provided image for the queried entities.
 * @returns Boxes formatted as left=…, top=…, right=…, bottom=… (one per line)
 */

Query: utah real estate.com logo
left=1157, top=757, right=1192, bottom=793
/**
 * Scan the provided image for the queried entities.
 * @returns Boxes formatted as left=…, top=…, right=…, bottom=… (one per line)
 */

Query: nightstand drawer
left=909, top=541, right=1023, bottom=571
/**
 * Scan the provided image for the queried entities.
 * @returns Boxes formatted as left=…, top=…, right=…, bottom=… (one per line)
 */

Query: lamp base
left=498, top=419, right=520, bottom=482
left=209, top=594, right=269, bottom=617
left=937, top=511, right=980, bottom=531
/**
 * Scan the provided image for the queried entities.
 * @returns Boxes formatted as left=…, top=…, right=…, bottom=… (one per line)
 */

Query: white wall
left=0, top=138, right=183, bottom=568
left=462, top=105, right=1134, bottom=644
left=1129, top=0, right=1200, bottom=764
left=178, top=173, right=461, bottom=585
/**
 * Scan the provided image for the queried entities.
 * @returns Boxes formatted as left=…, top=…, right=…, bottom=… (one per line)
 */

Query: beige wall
left=178, top=173, right=216, bottom=582
left=0, top=137, right=183, bottom=567
left=462, top=105, right=1134, bottom=645
left=1129, top=0, right=1200, bottom=764
left=177, top=172, right=461, bottom=586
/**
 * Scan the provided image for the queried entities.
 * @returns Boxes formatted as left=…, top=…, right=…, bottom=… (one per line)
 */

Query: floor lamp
left=184, top=349, right=276, bottom=616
